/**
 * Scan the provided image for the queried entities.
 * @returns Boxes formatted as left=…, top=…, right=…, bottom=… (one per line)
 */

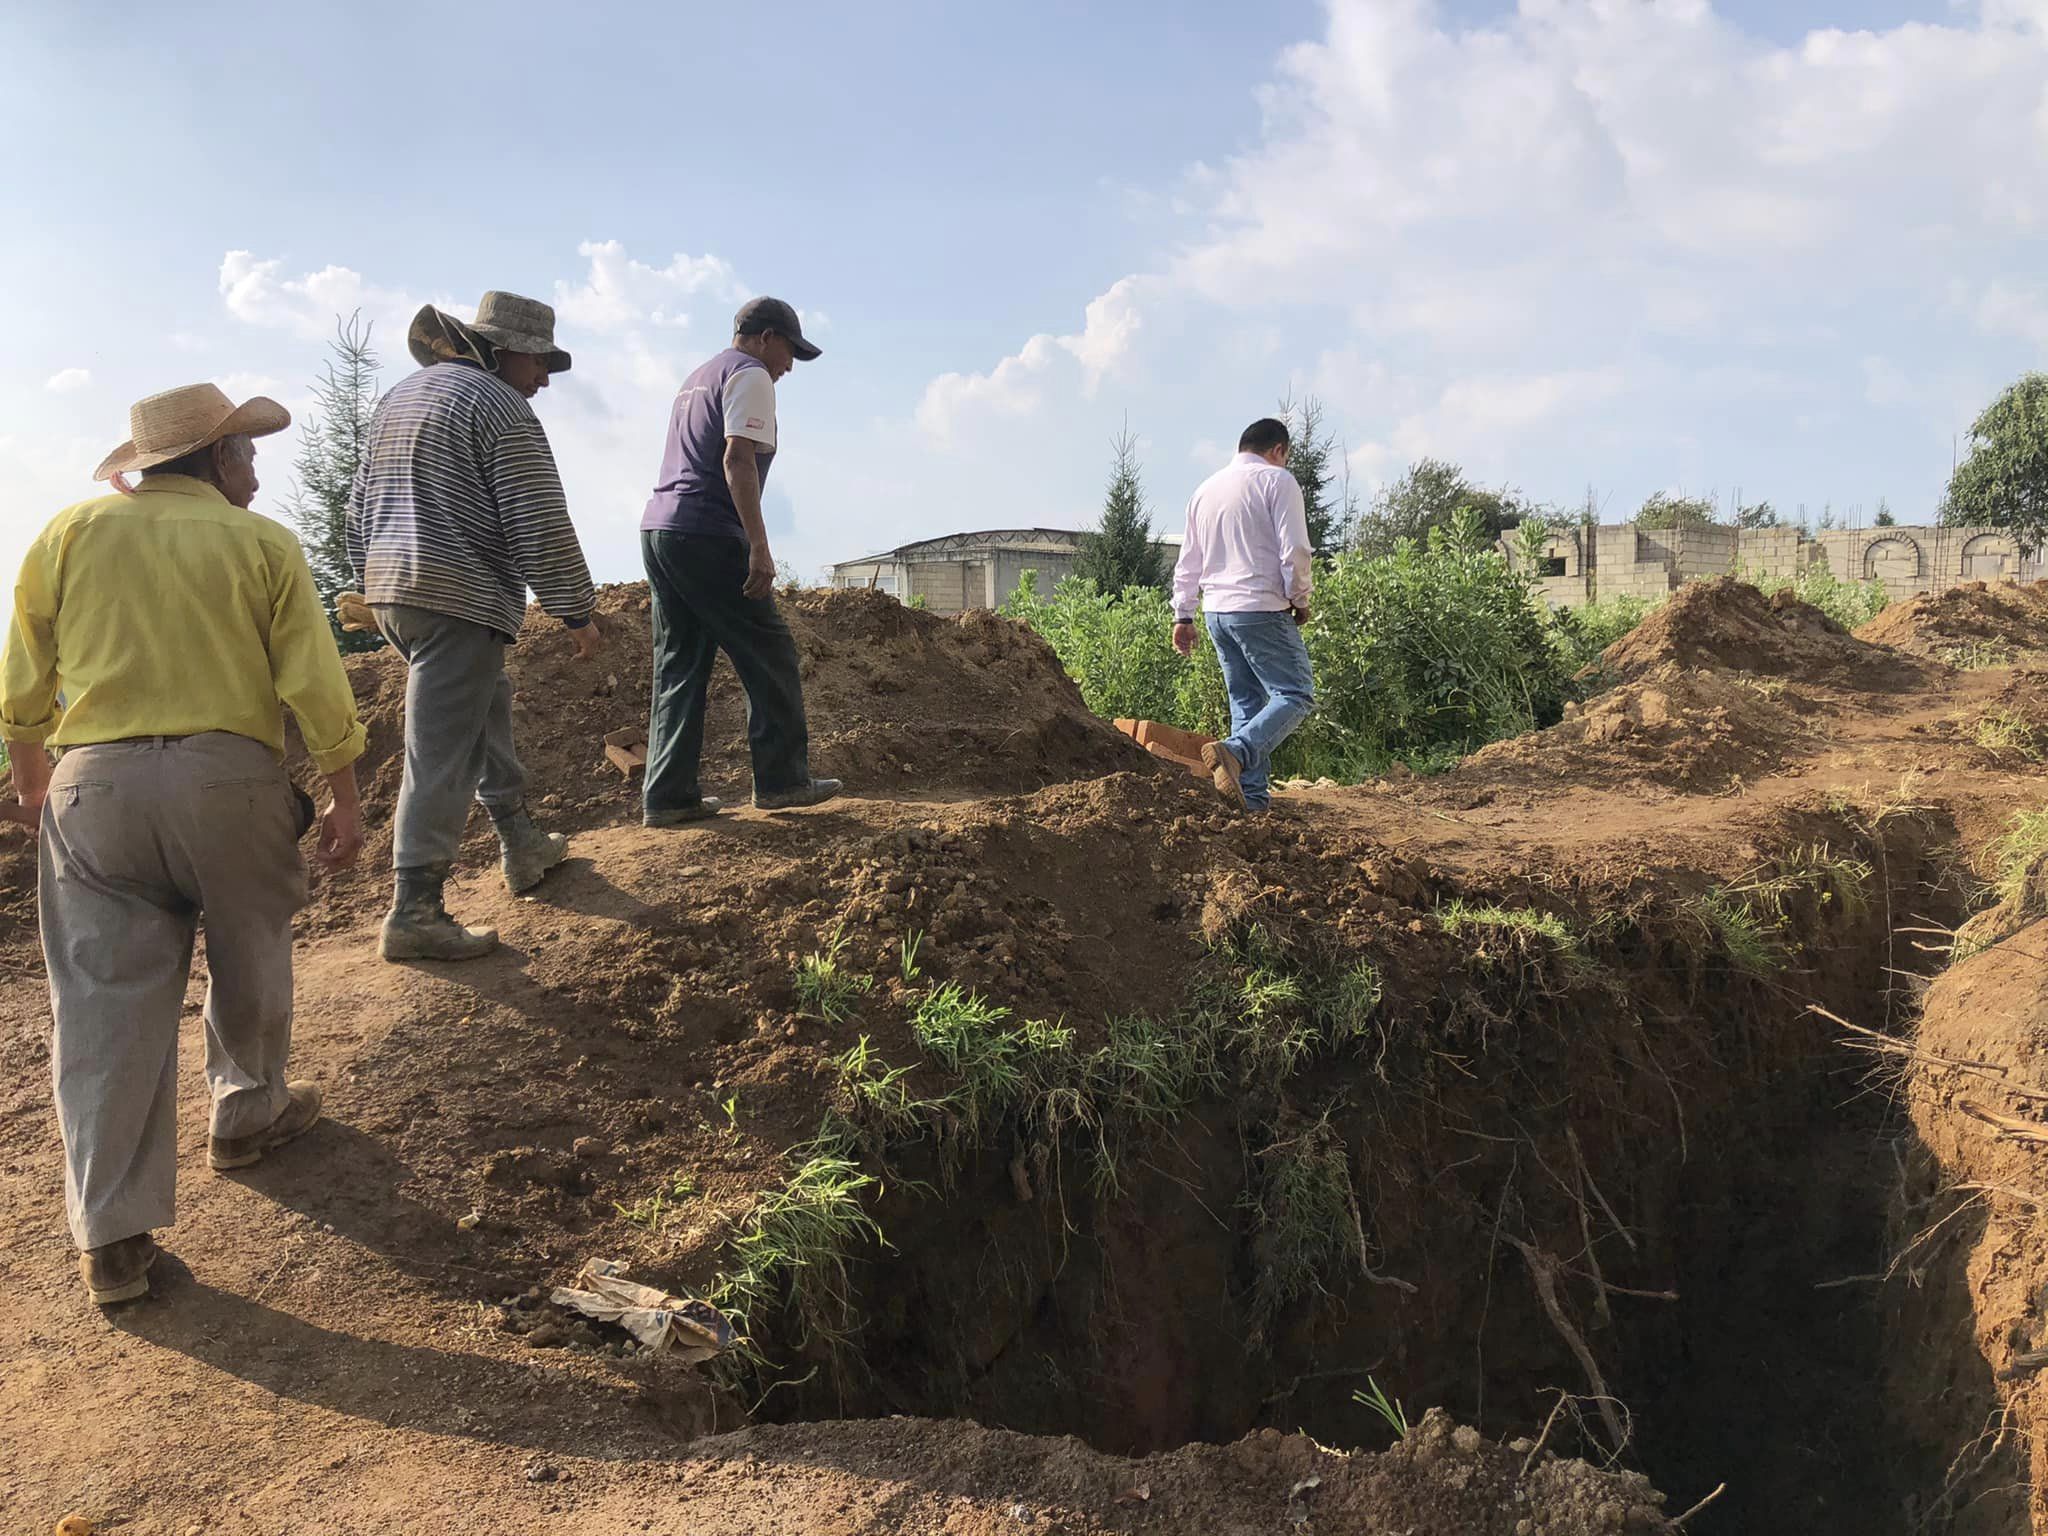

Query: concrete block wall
left=1734, top=527, right=1805, bottom=579
left=1816, top=526, right=2046, bottom=602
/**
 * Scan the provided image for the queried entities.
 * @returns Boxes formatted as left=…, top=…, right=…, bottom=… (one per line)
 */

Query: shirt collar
left=132, top=473, right=230, bottom=505
left=1233, top=452, right=1268, bottom=467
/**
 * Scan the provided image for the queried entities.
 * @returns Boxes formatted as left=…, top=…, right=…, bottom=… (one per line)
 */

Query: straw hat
left=407, top=290, right=571, bottom=373
left=93, top=383, right=291, bottom=482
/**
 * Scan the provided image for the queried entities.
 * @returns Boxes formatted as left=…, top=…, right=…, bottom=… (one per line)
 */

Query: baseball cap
left=734, top=297, right=822, bottom=361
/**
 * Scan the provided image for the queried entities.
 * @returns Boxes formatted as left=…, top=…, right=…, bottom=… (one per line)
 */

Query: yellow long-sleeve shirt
left=0, top=475, right=368, bottom=774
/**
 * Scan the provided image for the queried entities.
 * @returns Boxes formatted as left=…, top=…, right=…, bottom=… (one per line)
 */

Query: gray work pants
left=375, top=604, right=528, bottom=867
left=41, top=733, right=307, bottom=1250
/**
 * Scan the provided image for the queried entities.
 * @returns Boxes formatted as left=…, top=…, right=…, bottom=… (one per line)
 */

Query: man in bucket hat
left=637, top=296, right=840, bottom=823
left=348, top=291, right=601, bottom=962
left=1, top=383, right=368, bottom=1305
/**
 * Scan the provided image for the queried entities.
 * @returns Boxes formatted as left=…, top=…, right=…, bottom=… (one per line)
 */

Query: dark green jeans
left=641, top=530, right=811, bottom=812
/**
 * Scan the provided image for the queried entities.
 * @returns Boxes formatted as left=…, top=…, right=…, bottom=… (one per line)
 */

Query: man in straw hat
left=637, top=297, right=840, bottom=823
left=348, top=291, right=602, bottom=963
left=0, top=383, right=368, bottom=1305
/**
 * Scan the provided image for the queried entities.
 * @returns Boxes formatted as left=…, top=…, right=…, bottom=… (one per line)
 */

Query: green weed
left=899, top=929, right=924, bottom=985
left=614, top=1171, right=700, bottom=1233
left=794, top=925, right=876, bottom=1022
left=1435, top=898, right=1580, bottom=951
left=1354, top=1376, right=1411, bottom=1438
left=1687, top=888, right=1785, bottom=975
left=712, top=1144, right=886, bottom=1352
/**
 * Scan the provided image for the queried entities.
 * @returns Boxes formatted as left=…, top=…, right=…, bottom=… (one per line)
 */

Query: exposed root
left=1507, top=1237, right=1628, bottom=1458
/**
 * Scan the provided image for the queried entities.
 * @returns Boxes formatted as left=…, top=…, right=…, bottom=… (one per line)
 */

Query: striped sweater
left=347, top=360, right=596, bottom=638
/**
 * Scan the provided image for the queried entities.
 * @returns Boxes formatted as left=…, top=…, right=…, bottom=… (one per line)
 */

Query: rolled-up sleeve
left=1, top=537, right=62, bottom=744
left=268, top=540, right=367, bottom=773
left=486, top=417, right=596, bottom=623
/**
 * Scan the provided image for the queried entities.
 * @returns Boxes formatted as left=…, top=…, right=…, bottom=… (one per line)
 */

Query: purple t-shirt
left=640, top=348, right=777, bottom=540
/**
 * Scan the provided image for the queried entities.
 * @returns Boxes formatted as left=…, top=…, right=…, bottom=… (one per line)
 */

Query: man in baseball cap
left=636, top=296, right=839, bottom=823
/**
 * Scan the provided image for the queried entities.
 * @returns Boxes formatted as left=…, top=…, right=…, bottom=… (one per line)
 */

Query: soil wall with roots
left=710, top=798, right=2010, bottom=1534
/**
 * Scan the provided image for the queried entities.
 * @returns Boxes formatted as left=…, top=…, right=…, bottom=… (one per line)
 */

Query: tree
left=1734, top=500, right=1781, bottom=528
left=1943, top=373, right=2048, bottom=551
left=1873, top=498, right=1897, bottom=528
left=1634, top=491, right=1719, bottom=530
left=285, top=312, right=383, bottom=651
left=1073, top=424, right=1164, bottom=595
left=1278, top=393, right=1348, bottom=555
left=1351, top=457, right=1537, bottom=556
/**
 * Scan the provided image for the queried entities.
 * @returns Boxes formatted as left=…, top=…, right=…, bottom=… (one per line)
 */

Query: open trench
left=710, top=803, right=2027, bottom=1535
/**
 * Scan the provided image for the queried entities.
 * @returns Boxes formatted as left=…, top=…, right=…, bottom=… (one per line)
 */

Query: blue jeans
left=1206, top=610, right=1315, bottom=810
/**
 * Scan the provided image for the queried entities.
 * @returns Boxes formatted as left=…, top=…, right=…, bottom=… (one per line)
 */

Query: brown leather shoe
left=1201, top=740, right=1247, bottom=809
left=80, top=1233, right=159, bottom=1306
left=209, top=1080, right=323, bottom=1171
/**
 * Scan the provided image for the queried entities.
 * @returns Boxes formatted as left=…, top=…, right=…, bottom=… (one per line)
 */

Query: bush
left=1745, top=562, right=1888, bottom=630
left=1011, top=511, right=1571, bottom=782
left=1546, top=594, right=1661, bottom=675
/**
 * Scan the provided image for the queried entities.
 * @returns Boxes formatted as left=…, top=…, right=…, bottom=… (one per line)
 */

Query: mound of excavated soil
left=1601, top=577, right=1914, bottom=689
left=1857, top=578, right=2048, bottom=661
left=1450, top=664, right=1810, bottom=793
left=682, top=1409, right=1678, bottom=1535
left=303, top=584, right=1153, bottom=877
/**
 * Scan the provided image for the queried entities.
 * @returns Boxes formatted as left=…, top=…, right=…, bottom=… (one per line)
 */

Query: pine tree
left=1074, top=425, right=1165, bottom=595
left=1279, top=393, right=1345, bottom=555
left=284, top=312, right=383, bottom=652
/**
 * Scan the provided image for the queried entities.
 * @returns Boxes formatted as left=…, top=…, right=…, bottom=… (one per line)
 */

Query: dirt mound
left=1450, top=664, right=1810, bottom=793
left=301, top=584, right=1152, bottom=884
left=1601, top=576, right=1914, bottom=689
left=1857, top=579, right=2048, bottom=663
left=682, top=1409, right=1677, bottom=1534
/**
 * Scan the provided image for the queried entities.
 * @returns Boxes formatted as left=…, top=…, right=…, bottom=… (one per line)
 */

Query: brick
left=604, top=742, right=647, bottom=778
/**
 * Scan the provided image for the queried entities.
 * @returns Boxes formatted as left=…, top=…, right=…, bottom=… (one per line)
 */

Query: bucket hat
left=408, top=291, right=571, bottom=373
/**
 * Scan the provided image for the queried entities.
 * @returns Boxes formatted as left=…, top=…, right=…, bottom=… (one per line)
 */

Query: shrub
left=1746, top=562, right=1888, bottom=630
left=1011, top=511, right=1573, bottom=783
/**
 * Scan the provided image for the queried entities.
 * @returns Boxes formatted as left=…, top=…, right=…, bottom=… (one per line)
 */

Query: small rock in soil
left=526, top=1323, right=567, bottom=1348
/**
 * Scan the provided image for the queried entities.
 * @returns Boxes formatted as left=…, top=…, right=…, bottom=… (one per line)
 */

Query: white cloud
left=550, top=240, right=746, bottom=334
left=218, top=252, right=410, bottom=341
left=43, top=368, right=90, bottom=394
left=915, top=276, right=1153, bottom=444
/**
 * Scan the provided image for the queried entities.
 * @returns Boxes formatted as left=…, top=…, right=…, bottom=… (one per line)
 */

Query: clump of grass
left=712, top=1143, right=886, bottom=1352
left=898, top=929, right=924, bottom=985
left=1436, top=900, right=1593, bottom=983
left=1941, top=640, right=2018, bottom=670
left=1246, top=1112, right=1359, bottom=1335
left=1975, top=706, right=2047, bottom=759
left=1773, top=842, right=1875, bottom=921
left=614, top=1171, right=700, bottom=1233
left=1994, top=808, right=2048, bottom=906
left=1354, top=1376, right=1411, bottom=1438
left=794, top=924, right=876, bottom=1022
left=1687, top=888, right=1785, bottom=974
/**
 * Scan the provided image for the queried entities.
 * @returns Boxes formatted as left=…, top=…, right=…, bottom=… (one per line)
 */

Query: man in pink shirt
left=1170, top=418, right=1316, bottom=810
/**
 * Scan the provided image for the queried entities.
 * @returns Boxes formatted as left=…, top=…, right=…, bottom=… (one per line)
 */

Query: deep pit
left=721, top=801, right=2016, bottom=1534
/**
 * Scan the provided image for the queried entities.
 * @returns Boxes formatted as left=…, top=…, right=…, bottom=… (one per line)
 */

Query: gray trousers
left=41, top=734, right=307, bottom=1249
left=376, top=604, right=528, bottom=867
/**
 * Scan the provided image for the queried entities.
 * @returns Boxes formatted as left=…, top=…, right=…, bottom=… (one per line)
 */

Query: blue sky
left=5, top=0, right=2047, bottom=589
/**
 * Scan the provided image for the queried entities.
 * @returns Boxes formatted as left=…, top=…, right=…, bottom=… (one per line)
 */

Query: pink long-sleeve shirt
left=1170, top=452, right=1314, bottom=621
